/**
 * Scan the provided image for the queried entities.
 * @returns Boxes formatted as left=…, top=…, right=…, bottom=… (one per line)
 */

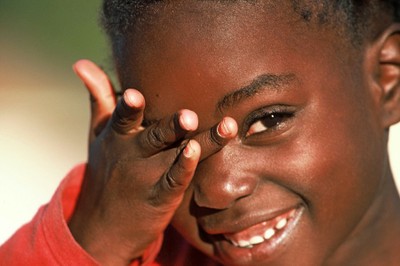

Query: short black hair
left=101, top=0, right=400, bottom=58
left=291, top=0, right=399, bottom=41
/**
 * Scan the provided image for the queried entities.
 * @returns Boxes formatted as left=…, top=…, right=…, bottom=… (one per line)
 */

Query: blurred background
left=0, top=0, right=110, bottom=244
left=0, top=0, right=399, bottom=245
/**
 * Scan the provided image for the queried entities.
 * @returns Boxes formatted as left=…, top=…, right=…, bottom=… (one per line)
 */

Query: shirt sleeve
left=0, top=164, right=163, bottom=266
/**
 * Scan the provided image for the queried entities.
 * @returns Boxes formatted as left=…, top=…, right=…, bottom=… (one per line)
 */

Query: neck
left=327, top=162, right=400, bottom=265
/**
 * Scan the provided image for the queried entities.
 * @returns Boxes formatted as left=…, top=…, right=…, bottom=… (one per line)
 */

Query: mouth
left=223, top=208, right=297, bottom=248
left=200, top=205, right=304, bottom=263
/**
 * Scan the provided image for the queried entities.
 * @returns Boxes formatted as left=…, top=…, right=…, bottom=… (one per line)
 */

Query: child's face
left=120, top=2, right=387, bottom=265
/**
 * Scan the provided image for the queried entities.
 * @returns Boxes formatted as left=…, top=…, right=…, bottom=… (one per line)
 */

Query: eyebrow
left=142, top=73, right=296, bottom=126
left=216, top=73, right=296, bottom=113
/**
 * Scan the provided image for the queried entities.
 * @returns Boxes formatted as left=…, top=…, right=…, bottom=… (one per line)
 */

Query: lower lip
left=211, top=206, right=304, bottom=265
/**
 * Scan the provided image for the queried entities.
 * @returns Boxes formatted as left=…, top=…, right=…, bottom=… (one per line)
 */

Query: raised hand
left=68, top=60, right=237, bottom=265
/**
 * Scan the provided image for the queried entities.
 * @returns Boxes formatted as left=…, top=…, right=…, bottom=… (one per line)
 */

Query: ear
left=376, top=23, right=400, bottom=128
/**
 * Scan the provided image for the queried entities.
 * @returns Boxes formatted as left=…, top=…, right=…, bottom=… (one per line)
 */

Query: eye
left=245, top=107, right=295, bottom=137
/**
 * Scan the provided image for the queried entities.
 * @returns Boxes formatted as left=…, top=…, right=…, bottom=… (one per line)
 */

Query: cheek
left=289, top=65, right=384, bottom=216
left=277, top=99, right=385, bottom=246
left=171, top=187, right=215, bottom=256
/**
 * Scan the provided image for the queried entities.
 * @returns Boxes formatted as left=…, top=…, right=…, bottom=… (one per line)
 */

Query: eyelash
left=244, top=105, right=295, bottom=138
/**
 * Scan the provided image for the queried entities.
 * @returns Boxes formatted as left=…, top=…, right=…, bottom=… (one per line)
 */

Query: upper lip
left=197, top=204, right=302, bottom=235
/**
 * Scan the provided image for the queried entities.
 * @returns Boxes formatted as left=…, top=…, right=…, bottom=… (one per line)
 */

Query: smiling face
left=118, top=1, right=389, bottom=265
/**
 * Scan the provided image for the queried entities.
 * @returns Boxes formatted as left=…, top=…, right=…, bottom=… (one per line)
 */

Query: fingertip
left=73, top=59, right=93, bottom=75
left=179, top=109, right=199, bottom=131
left=73, top=59, right=85, bottom=70
left=73, top=59, right=108, bottom=91
left=217, top=117, right=238, bottom=138
left=72, top=62, right=78, bottom=74
left=183, top=139, right=201, bottom=159
left=72, top=60, right=84, bottom=77
left=124, top=89, right=145, bottom=109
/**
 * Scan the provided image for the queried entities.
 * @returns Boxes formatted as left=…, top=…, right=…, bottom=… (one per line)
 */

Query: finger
left=194, top=116, right=238, bottom=161
left=73, top=59, right=116, bottom=140
left=137, top=109, right=198, bottom=156
left=153, top=140, right=201, bottom=206
left=111, top=89, right=145, bottom=134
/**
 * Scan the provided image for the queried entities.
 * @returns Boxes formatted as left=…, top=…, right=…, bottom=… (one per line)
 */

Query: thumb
left=73, top=59, right=117, bottom=142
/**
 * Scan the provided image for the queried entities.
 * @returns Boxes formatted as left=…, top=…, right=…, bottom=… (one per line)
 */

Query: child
left=1, top=0, right=400, bottom=265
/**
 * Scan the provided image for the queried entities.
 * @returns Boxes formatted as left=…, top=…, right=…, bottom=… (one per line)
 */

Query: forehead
left=121, top=1, right=350, bottom=120
left=125, top=1, right=321, bottom=68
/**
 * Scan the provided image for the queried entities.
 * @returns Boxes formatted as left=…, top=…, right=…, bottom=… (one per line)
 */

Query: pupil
left=263, top=114, right=282, bottom=128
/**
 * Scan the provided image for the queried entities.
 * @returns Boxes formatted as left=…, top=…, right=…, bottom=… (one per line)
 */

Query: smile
left=198, top=204, right=305, bottom=263
left=223, top=208, right=297, bottom=248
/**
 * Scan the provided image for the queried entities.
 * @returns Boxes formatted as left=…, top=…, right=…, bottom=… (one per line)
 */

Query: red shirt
left=0, top=164, right=220, bottom=266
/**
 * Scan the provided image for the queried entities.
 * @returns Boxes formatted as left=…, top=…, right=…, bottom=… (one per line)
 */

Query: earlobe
left=378, top=24, right=400, bottom=128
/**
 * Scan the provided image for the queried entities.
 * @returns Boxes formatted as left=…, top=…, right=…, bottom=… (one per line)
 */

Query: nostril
left=193, top=188, right=230, bottom=209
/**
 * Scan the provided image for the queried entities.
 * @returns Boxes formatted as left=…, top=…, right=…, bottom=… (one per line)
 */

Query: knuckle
left=111, top=109, right=131, bottom=134
left=146, top=126, right=166, bottom=150
left=148, top=172, right=182, bottom=207
left=209, top=126, right=225, bottom=146
left=164, top=170, right=184, bottom=191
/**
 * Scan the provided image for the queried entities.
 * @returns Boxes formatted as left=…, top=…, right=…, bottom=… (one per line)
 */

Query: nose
left=193, top=147, right=258, bottom=209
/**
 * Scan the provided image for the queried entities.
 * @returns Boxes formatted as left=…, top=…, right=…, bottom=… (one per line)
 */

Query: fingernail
left=179, top=115, right=190, bottom=130
left=125, top=90, right=142, bottom=108
left=179, top=111, right=197, bottom=131
left=217, top=119, right=231, bottom=137
left=183, top=141, right=194, bottom=158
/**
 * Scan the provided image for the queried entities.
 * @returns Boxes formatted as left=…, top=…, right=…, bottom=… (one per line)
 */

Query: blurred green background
left=0, top=0, right=112, bottom=244
left=0, top=0, right=108, bottom=69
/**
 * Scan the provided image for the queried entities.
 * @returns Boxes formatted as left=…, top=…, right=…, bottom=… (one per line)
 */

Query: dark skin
left=69, top=1, right=400, bottom=265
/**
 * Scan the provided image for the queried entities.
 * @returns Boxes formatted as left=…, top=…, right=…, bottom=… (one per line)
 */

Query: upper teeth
left=249, top=235, right=264, bottom=245
left=237, top=240, right=251, bottom=248
left=276, top=218, right=287, bottom=229
left=226, top=217, right=289, bottom=248
left=264, top=228, right=275, bottom=239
